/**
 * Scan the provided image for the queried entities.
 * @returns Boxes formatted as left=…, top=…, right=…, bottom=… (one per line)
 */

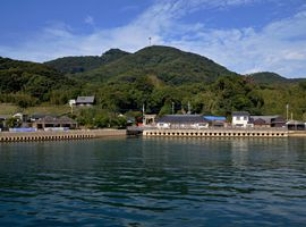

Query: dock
left=0, top=129, right=126, bottom=143
left=126, top=126, right=144, bottom=136
left=143, top=127, right=289, bottom=138
left=1, top=127, right=305, bottom=143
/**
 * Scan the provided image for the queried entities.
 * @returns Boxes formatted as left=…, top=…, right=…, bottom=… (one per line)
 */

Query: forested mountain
left=44, top=48, right=130, bottom=74
left=248, top=72, right=289, bottom=84
left=0, top=57, right=77, bottom=108
left=1, top=45, right=305, bottom=123
left=70, top=45, right=238, bottom=84
left=249, top=72, right=306, bottom=85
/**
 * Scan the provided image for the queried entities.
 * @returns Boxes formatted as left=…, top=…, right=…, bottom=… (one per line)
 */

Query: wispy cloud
left=84, top=16, right=95, bottom=26
left=0, top=0, right=305, bottom=78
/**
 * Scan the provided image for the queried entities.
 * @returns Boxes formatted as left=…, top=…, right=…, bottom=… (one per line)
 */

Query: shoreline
left=1, top=128, right=306, bottom=143
left=141, top=127, right=306, bottom=138
left=0, top=129, right=127, bottom=143
left=288, top=131, right=306, bottom=137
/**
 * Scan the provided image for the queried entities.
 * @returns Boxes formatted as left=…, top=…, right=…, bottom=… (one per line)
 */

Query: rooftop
left=157, top=115, right=206, bottom=124
left=76, top=96, right=95, bottom=104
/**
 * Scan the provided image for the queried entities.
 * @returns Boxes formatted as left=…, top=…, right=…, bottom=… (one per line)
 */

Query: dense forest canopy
left=1, top=45, right=306, bottom=126
left=44, top=48, right=130, bottom=74
left=69, top=45, right=238, bottom=84
left=0, top=57, right=78, bottom=108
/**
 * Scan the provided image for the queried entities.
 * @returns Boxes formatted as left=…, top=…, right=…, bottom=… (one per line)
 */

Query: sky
left=0, top=0, right=305, bottom=78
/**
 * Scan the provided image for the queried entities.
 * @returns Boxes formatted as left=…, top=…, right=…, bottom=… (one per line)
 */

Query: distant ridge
left=248, top=72, right=306, bottom=84
left=0, top=56, right=74, bottom=96
left=248, top=72, right=288, bottom=84
left=44, top=48, right=130, bottom=74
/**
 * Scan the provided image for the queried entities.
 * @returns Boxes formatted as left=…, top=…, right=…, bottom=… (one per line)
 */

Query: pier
left=126, top=126, right=144, bottom=136
left=143, top=128, right=289, bottom=138
left=1, top=128, right=305, bottom=143
left=0, top=129, right=126, bottom=143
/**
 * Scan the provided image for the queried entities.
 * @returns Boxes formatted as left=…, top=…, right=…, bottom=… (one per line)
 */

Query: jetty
left=1, top=127, right=305, bottom=143
left=142, top=127, right=289, bottom=138
left=0, top=129, right=126, bottom=143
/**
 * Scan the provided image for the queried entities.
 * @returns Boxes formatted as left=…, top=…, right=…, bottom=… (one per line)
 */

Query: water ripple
left=1, top=138, right=306, bottom=226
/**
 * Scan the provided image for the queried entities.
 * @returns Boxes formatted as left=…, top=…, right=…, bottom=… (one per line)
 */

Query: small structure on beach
left=250, top=116, right=286, bottom=128
left=286, top=120, right=306, bottom=130
left=232, top=112, right=286, bottom=128
left=33, top=116, right=77, bottom=131
left=143, top=114, right=156, bottom=125
left=232, top=111, right=252, bottom=127
left=156, top=114, right=209, bottom=129
left=204, top=116, right=227, bottom=127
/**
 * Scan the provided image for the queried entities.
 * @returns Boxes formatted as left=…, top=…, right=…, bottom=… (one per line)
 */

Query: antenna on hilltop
left=149, top=37, right=152, bottom=46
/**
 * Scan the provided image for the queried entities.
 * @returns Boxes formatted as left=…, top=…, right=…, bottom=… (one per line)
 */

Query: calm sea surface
left=0, top=137, right=306, bottom=227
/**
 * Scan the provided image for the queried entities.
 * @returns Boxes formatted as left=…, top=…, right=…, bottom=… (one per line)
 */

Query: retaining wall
left=0, top=129, right=126, bottom=143
left=143, top=128, right=288, bottom=138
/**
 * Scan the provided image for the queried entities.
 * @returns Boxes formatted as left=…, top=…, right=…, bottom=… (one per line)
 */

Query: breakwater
left=143, top=128, right=289, bottom=137
left=0, top=129, right=126, bottom=143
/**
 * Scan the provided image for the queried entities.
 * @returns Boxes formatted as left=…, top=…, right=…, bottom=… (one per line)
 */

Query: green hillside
left=248, top=72, right=289, bottom=84
left=44, top=48, right=130, bottom=74
left=0, top=57, right=78, bottom=108
left=73, top=45, right=238, bottom=84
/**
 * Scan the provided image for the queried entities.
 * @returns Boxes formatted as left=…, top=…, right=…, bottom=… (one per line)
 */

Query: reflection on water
left=0, top=137, right=306, bottom=226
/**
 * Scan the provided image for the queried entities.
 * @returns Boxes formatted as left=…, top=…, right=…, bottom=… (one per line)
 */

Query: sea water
left=0, top=137, right=306, bottom=226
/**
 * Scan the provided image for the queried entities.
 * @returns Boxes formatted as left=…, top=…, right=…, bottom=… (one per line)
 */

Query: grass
left=0, top=103, right=19, bottom=116
left=0, top=103, right=71, bottom=116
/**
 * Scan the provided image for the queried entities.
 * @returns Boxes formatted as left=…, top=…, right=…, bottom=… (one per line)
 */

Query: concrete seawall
left=288, top=131, right=306, bottom=137
left=0, top=129, right=126, bottom=143
left=143, top=128, right=289, bottom=138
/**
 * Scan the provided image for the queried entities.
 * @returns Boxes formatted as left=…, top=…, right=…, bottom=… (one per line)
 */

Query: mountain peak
left=75, top=45, right=238, bottom=84
left=248, top=72, right=288, bottom=84
left=101, top=48, right=130, bottom=58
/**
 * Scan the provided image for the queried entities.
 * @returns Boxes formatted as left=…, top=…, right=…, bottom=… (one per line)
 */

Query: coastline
left=288, top=131, right=306, bottom=137
left=1, top=128, right=306, bottom=143
left=142, top=127, right=290, bottom=138
left=0, top=129, right=127, bottom=143
left=142, top=127, right=306, bottom=138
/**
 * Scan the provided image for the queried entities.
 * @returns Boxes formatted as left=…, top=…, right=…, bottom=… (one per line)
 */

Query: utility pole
left=187, top=101, right=191, bottom=115
left=172, top=102, right=174, bottom=114
left=286, top=103, right=289, bottom=122
left=142, top=103, right=145, bottom=125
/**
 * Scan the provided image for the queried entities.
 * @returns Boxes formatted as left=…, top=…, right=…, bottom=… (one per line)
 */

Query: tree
left=6, top=117, right=21, bottom=128
left=15, top=93, right=38, bottom=109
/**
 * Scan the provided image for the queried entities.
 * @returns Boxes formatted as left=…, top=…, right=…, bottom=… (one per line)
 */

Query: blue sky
left=0, top=0, right=305, bottom=78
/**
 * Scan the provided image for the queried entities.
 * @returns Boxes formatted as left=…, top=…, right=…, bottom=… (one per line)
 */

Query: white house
left=232, top=111, right=253, bottom=128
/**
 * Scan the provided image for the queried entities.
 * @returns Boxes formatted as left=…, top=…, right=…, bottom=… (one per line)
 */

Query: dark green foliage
left=299, top=81, right=306, bottom=90
left=248, top=72, right=289, bottom=84
left=74, top=107, right=127, bottom=128
left=44, top=49, right=130, bottom=74
left=250, top=72, right=306, bottom=86
left=0, top=57, right=77, bottom=105
left=72, top=45, right=237, bottom=84
left=5, top=117, right=22, bottom=128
